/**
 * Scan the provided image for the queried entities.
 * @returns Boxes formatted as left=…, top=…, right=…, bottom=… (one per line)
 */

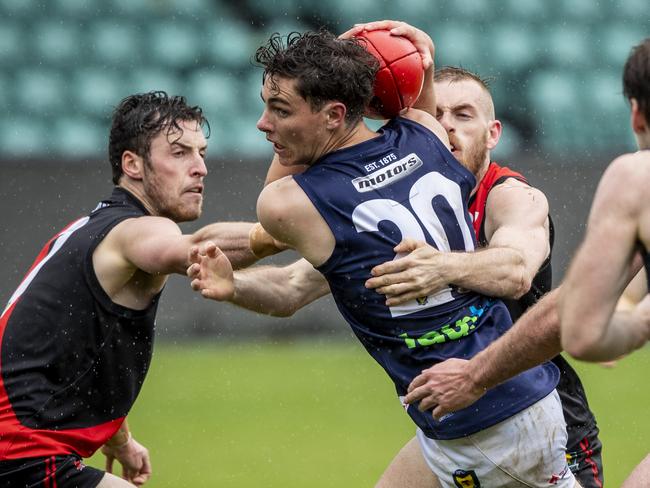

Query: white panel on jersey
left=2, top=216, right=90, bottom=317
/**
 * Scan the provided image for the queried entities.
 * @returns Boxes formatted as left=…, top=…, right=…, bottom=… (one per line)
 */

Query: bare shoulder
left=595, top=152, right=650, bottom=207
left=605, top=151, right=650, bottom=183
left=487, top=177, right=549, bottom=215
left=257, top=175, right=312, bottom=240
left=257, top=175, right=307, bottom=218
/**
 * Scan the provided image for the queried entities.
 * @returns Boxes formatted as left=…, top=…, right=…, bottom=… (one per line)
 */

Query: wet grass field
left=89, top=341, right=649, bottom=487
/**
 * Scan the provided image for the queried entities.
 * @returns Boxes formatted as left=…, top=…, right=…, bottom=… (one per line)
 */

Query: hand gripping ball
left=355, top=29, right=425, bottom=118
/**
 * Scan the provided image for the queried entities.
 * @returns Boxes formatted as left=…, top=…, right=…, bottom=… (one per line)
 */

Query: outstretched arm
left=190, top=221, right=260, bottom=269
left=561, top=154, right=650, bottom=361
left=188, top=243, right=330, bottom=317
left=404, top=287, right=560, bottom=418
left=405, top=250, right=645, bottom=419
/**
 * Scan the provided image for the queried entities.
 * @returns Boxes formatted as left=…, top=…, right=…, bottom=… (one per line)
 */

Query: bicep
left=118, top=218, right=192, bottom=275
left=485, top=185, right=550, bottom=274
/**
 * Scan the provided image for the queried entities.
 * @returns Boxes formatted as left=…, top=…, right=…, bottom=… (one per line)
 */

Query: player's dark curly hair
left=254, top=30, right=379, bottom=124
left=108, top=91, right=209, bottom=185
left=623, top=38, right=650, bottom=124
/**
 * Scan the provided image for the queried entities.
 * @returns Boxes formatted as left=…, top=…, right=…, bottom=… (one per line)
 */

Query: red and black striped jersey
left=468, top=161, right=597, bottom=442
left=0, top=188, right=159, bottom=459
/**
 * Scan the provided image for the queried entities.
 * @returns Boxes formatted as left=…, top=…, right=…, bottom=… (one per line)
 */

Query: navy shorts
left=0, top=454, right=104, bottom=488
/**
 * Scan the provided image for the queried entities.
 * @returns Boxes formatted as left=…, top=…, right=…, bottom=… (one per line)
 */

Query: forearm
left=446, top=246, right=530, bottom=299
left=469, top=288, right=561, bottom=391
left=192, top=222, right=257, bottom=269
left=565, top=310, right=647, bottom=361
left=412, top=62, right=435, bottom=117
left=230, top=261, right=329, bottom=317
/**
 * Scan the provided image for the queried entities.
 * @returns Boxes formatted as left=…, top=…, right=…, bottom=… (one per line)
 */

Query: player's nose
left=256, top=110, right=272, bottom=133
left=438, top=112, right=454, bottom=132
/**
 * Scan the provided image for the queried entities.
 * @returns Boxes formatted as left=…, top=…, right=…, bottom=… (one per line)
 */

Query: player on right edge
left=560, top=38, right=650, bottom=488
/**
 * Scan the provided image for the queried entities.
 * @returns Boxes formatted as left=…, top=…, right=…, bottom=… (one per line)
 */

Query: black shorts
left=566, top=425, right=604, bottom=488
left=0, top=454, right=104, bottom=488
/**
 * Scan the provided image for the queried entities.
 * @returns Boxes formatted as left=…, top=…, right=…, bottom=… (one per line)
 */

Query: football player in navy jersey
left=560, top=38, right=650, bottom=488
left=366, top=67, right=603, bottom=488
left=0, top=92, right=263, bottom=488
left=190, top=21, right=578, bottom=487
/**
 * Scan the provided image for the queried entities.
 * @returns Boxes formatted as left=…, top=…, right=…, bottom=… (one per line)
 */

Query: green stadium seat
left=491, top=122, right=523, bottom=160
left=218, top=113, right=270, bottom=157
left=70, top=68, right=124, bottom=117
left=51, top=117, right=106, bottom=157
left=446, top=0, right=491, bottom=20
left=321, top=0, right=377, bottom=27
left=581, top=73, right=633, bottom=150
left=0, top=0, right=41, bottom=16
left=89, top=21, right=144, bottom=67
left=490, top=24, right=536, bottom=70
left=503, top=0, right=547, bottom=20
left=185, top=69, right=238, bottom=120
left=128, top=69, right=182, bottom=95
left=544, top=26, right=591, bottom=68
left=53, top=0, right=98, bottom=17
left=32, top=20, right=83, bottom=66
left=0, top=22, right=25, bottom=66
left=204, top=21, right=256, bottom=69
left=0, top=117, right=49, bottom=157
left=242, top=70, right=264, bottom=112
left=617, top=0, right=648, bottom=18
left=108, top=0, right=152, bottom=15
left=527, top=71, right=580, bottom=152
left=244, top=0, right=299, bottom=21
left=528, top=71, right=578, bottom=114
left=155, top=0, right=215, bottom=17
left=148, top=22, right=200, bottom=68
left=602, top=24, right=646, bottom=68
left=556, top=0, right=600, bottom=19
left=14, top=69, right=68, bottom=114
left=434, top=23, right=481, bottom=71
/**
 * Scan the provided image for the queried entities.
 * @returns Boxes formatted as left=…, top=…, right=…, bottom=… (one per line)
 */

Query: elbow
left=269, top=305, right=298, bottom=318
left=563, top=338, right=599, bottom=361
left=511, top=274, right=533, bottom=300
left=508, top=257, right=533, bottom=299
left=560, top=322, right=601, bottom=361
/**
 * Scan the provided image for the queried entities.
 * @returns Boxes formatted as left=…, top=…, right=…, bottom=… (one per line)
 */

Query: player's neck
left=323, top=122, right=377, bottom=155
left=117, top=181, right=157, bottom=216
left=471, top=159, right=491, bottom=195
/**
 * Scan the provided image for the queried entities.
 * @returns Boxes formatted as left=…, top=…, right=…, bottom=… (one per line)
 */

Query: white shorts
left=416, top=390, right=576, bottom=487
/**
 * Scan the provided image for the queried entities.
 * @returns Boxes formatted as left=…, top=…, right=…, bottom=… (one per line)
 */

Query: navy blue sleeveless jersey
left=0, top=188, right=159, bottom=459
left=294, top=117, right=559, bottom=439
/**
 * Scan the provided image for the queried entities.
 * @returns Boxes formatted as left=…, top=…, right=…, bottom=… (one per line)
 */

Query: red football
left=355, top=29, right=424, bottom=118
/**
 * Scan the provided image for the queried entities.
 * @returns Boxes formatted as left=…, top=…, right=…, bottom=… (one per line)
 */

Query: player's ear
left=324, top=102, right=347, bottom=130
left=121, top=150, right=145, bottom=181
left=486, top=119, right=502, bottom=150
left=630, top=98, right=647, bottom=135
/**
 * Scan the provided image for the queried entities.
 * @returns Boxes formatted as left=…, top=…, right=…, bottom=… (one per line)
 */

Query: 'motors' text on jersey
left=294, top=117, right=559, bottom=440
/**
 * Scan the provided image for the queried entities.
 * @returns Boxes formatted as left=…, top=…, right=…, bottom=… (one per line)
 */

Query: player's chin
left=173, top=205, right=202, bottom=223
